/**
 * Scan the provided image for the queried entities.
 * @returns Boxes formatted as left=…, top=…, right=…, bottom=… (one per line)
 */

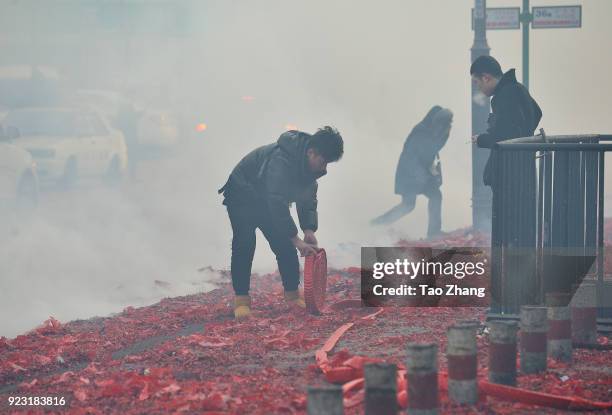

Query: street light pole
left=471, top=0, right=492, bottom=232
left=521, top=0, right=531, bottom=90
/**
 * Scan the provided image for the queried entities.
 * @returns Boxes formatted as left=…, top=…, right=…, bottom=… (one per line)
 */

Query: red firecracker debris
left=0, top=228, right=610, bottom=414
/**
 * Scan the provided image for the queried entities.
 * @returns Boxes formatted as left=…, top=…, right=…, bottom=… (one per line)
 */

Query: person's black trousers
left=371, top=183, right=442, bottom=237
left=421, top=184, right=442, bottom=237
left=226, top=203, right=300, bottom=295
left=490, top=182, right=502, bottom=313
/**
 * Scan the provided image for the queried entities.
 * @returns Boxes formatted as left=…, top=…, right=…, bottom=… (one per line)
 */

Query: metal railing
left=491, top=132, right=612, bottom=314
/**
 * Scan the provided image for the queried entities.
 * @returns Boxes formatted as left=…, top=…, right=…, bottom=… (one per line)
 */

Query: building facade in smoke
left=0, top=0, right=204, bottom=95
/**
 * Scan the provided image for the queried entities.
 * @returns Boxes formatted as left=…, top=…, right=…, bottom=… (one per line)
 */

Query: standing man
left=470, top=56, right=542, bottom=187
left=219, top=127, right=344, bottom=319
left=371, top=106, right=453, bottom=238
left=470, top=56, right=542, bottom=311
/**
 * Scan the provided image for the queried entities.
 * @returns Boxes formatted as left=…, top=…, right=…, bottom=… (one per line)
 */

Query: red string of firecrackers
left=303, top=249, right=328, bottom=315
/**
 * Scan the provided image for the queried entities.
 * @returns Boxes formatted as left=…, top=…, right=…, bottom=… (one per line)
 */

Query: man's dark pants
left=418, top=184, right=442, bottom=237
left=490, top=182, right=502, bottom=313
left=226, top=203, right=300, bottom=295
left=373, top=182, right=442, bottom=237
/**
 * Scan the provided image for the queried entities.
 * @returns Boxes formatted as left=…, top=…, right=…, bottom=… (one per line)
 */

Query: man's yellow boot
left=284, top=290, right=306, bottom=308
left=234, top=295, right=252, bottom=319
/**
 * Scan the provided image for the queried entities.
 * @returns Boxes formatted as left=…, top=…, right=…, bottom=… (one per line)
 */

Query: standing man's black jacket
left=477, top=69, right=542, bottom=186
left=218, top=131, right=323, bottom=239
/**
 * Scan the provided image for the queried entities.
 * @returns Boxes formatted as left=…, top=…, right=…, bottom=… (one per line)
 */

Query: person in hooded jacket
left=371, top=106, right=453, bottom=238
left=218, top=127, right=344, bottom=319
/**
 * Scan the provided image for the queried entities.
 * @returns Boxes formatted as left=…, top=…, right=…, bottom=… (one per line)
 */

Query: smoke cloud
left=1, top=0, right=611, bottom=337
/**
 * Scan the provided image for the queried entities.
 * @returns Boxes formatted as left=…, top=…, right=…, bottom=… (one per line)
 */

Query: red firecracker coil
left=303, top=249, right=327, bottom=314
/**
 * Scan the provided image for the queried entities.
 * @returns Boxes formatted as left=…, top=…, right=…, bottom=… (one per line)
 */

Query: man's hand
left=471, top=134, right=479, bottom=144
left=303, top=230, right=318, bottom=248
left=429, top=161, right=440, bottom=176
left=291, top=236, right=318, bottom=257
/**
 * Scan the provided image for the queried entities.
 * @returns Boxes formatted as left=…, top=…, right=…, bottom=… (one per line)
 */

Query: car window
left=4, top=110, right=75, bottom=136
left=74, top=115, right=94, bottom=137
left=75, top=94, right=116, bottom=116
left=87, top=114, right=109, bottom=135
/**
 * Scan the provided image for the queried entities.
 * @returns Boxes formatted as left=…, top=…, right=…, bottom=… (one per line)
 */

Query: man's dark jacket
left=395, top=106, right=448, bottom=196
left=218, top=131, right=323, bottom=239
left=477, top=69, right=542, bottom=186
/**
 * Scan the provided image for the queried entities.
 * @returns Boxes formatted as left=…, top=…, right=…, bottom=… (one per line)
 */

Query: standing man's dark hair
left=218, top=126, right=343, bottom=319
left=470, top=55, right=503, bottom=79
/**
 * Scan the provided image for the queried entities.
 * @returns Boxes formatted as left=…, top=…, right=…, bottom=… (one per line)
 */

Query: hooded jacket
left=394, top=106, right=450, bottom=196
left=218, top=131, right=323, bottom=238
left=476, top=69, right=542, bottom=186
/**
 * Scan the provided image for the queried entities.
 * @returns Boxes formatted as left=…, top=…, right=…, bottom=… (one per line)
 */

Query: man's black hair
left=470, top=55, right=503, bottom=78
left=308, top=126, right=344, bottom=162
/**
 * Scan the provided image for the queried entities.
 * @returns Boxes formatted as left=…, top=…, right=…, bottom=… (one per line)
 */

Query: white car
left=70, top=89, right=138, bottom=124
left=71, top=90, right=179, bottom=149
left=3, top=108, right=128, bottom=187
left=0, top=127, right=39, bottom=208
